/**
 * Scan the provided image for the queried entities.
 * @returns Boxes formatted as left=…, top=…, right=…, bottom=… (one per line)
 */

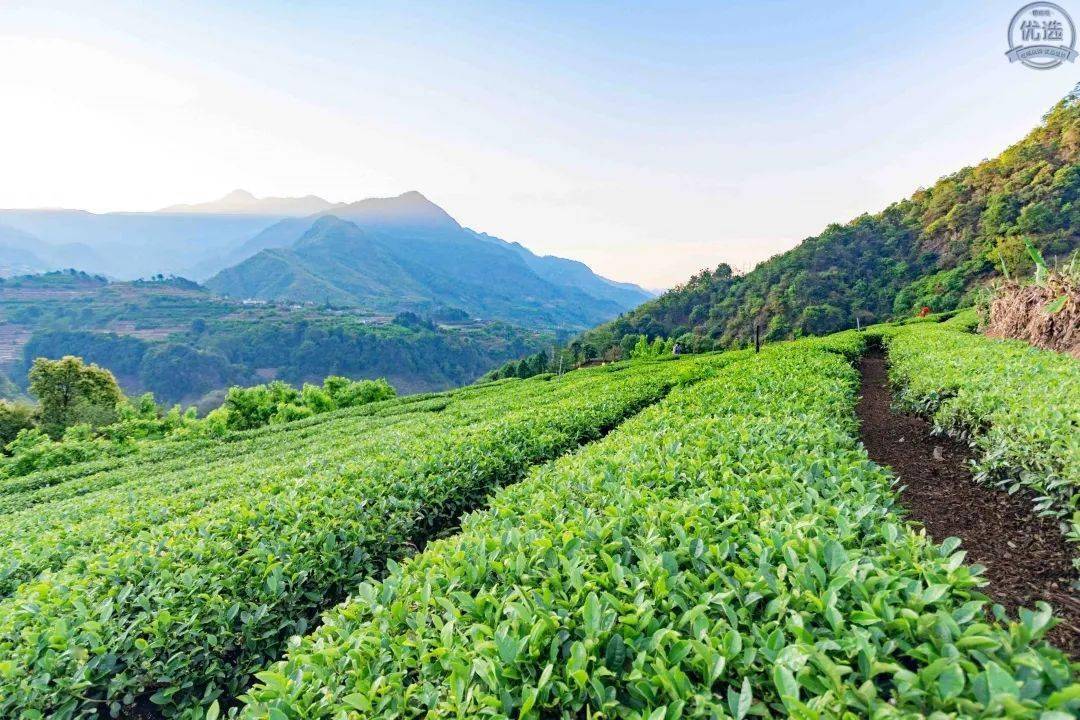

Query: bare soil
left=857, top=350, right=1079, bottom=658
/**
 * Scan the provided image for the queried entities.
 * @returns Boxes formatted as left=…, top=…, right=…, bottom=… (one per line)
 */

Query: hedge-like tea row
left=0, top=381, right=533, bottom=597
left=0, top=371, right=624, bottom=596
left=0, top=411, right=424, bottom=597
left=0, top=383, right=486, bottom=509
left=0, top=406, right=415, bottom=518
left=886, top=324, right=1079, bottom=554
left=0, top=354, right=739, bottom=719
left=239, top=340, right=1077, bottom=719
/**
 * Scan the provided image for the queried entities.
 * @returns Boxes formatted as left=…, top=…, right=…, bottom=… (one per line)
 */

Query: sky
left=0, top=1, right=1075, bottom=289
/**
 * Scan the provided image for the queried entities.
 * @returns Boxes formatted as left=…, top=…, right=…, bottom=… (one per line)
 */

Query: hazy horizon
left=1, top=1, right=1075, bottom=287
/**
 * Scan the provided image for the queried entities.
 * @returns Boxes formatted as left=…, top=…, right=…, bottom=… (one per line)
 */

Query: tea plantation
left=0, top=323, right=1077, bottom=718
left=884, top=319, right=1080, bottom=562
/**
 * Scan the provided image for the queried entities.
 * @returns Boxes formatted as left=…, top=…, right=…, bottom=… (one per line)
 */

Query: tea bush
left=0, top=354, right=742, bottom=718
left=239, top=340, right=1077, bottom=719
left=887, top=324, right=1080, bottom=557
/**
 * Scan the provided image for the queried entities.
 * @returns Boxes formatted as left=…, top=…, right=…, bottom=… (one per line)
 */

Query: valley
left=0, top=271, right=552, bottom=404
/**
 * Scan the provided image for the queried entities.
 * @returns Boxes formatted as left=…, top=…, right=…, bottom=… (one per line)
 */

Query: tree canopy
left=28, top=356, right=124, bottom=437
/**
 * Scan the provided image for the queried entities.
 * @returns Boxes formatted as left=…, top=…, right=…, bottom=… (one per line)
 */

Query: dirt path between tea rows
left=856, top=350, right=1079, bottom=658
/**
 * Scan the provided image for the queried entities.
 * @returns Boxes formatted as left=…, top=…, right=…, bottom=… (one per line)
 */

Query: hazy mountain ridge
left=0, top=192, right=649, bottom=332
left=0, top=208, right=279, bottom=279
left=0, top=224, right=50, bottom=277
left=158, top=189, right=335, bottom=215
left=0, top=222, right=106, bottom=278
left=206, top=201, right=652, bottom=329
left=499, top=237, right=654, bottom=309
left=220, top=190, right=466, bottom=265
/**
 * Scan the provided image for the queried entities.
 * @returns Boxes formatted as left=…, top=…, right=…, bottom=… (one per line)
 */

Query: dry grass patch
left=984, top=271, right=1079, bottom=357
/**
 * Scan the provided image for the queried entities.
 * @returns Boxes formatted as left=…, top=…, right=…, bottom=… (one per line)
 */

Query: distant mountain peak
left=159, top=190, right=334, bottom=215
left=303, top=214, right=357, bottom=236
left=206, top=190, right=653, bottom=330
left=291, top=215, right=368, bottom=250
left=220, top=189, right=258, bottom=204
left=308, top=213, right=347, bottom=229
left=332, top=191, right=461, bottom=233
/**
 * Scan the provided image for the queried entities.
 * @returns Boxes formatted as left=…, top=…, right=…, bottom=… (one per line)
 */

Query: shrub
left=222, top=380, right=302, bottom=430
left=0, top=401, right=37, bottom=448
left=224, top=377, right=396, bottom=431
left=239, top=338, right=1077, bottom=719
left=321, top=376, right=396, bottom=408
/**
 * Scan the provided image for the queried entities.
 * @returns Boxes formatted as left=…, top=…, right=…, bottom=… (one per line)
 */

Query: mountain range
left=0, top=209, right=276, bottom=279
left=158, top=189, right=335, bottom=216
left=205, top=192, right=650, bottom=328
left=0, top=191, right=651, bottom=330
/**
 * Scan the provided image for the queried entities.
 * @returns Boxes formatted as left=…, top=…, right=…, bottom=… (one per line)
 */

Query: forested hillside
left=0, top=272, right=549, bottom=404
left=570, top=96, right=1080, bottom=357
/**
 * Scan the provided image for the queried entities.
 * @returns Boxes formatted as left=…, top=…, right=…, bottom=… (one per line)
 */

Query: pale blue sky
left=0, top=1, right=1074, bottom=287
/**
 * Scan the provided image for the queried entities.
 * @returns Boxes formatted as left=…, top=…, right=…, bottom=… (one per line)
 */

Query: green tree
left=1016, top=201, right=1057, bottom=234
left=138, top=344, right=233, bottom=405
left=630, top=335, right=651, bottom=359
left=0, top=401, right=38, bottom=447
left=797, top=305, right=845, bottom=336
left=675, top=332, right=697, bottom=353
left=28, top=356, right=124, bottom=438
left=223, top=381, right=300, bottom=431
left=532, top=349, right=549, bottom=375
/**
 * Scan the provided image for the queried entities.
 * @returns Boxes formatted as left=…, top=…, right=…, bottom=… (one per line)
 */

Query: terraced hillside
left=0, top=272, right=551, bottom=403
left=239, top=330, right=1078, bottom=719
left=0, top=323, right=1076, bottom=718
left=0, top=352, right=736, bottom=718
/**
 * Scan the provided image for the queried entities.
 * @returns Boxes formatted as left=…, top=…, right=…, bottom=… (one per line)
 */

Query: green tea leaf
left=937, top=664, right=964, bottom=700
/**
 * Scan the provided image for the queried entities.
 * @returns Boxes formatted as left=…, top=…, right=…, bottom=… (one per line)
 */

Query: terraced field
left=238, top=331, right=1078, bottom=718
left=0, top=324, right=1077, bottom=719
left=0, top=353, right=741, bottom=718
